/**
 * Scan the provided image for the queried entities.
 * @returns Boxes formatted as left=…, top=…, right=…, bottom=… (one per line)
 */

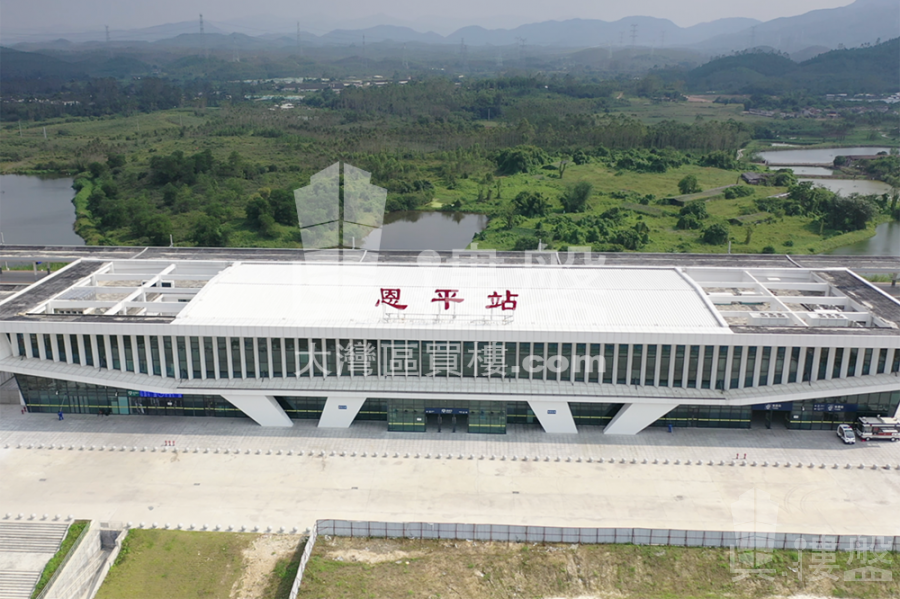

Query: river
left=0, top=175, right=83, bottom=246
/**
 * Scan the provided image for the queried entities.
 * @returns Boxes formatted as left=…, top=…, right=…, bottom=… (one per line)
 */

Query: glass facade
left=16, top=374, right=245, bottom=417
left=7, top=332, right=896, bottom=394
left=655, top=405, right=752, bottom=429
left=786, top=391, right=900, bottom=430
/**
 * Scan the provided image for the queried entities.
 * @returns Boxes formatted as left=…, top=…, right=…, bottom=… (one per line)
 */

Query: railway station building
left=1, top=252, right=898, bottom=435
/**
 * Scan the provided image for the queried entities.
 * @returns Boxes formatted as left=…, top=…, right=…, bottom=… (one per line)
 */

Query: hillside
left=684, top=38, right=900, bottom=94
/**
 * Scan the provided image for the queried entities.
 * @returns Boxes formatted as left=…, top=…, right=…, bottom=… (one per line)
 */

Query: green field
left=300, top=536, right=900, bottom=599
left=94, top=529, right=304, bottom=599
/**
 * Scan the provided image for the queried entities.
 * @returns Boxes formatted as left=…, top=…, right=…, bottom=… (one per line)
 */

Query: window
left=730, top=346, right=743, bottom=389
left=658, top=345, right=671, bottom=387
left=847, top=348, right=859, bottom=377
left=603, top=344, right=614, bottom=384
left=218, top=338, right=229, bottom=379
left=616, top=344, right=628, bottom=385
left=190, top=337, right=201, bottom=379
left=123, top=335, right=134, bottom=372
left=43, top=334, right=54, bottom=361
left=818, top=348, right=830, bottom=381
left=97, top=336, right=108, bottom=369
left=744, top=347, right=757, bottom=387
left=631, top=345, right=643, bottom=385
left=701, top=346, right=714, bottom=389
left=832, top=348, right=844, bottom=379
left=773, top=347, right=785, bottom=384
left=759, top=347, right=771, bottom=386
left=862, top=348, right=873, bottom=376
left=56, top=334, right=67, bottom=363
left=109, top=336, right=120, bottom=370
left=203, top=337, right=215, bottom=379
left=231, top=338, right=242, bottom=378
left=257, top=338, right=269, bottom=378
left=644, top=345, right=657, bottom=386
left=244, top=338, right=256, bottom=378
left=30, top=334, right=40, bottom=358
left=163, top=337, right=174, bottom=378
left=70, top=334, right=80, bottom=365
left=285, top=339, right=296, bottom=377
left=271, top=338, right=283, bottom=378
left=177, top=337, right=188, bottom=378
left=16, top=334, right=26, bottom=357
left=138, top=336, right=149, bottom=374
left=876, top=348, right=887, bottom=375
left=672, top=345, right=685, bottom=388
left=83, top=335, right=94, bottom=366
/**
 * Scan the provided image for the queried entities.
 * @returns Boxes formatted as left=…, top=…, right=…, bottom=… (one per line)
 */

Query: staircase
left=0, top=571, right=40, bottom=599
left=0, top=522, right=69, bottom=553
left=0, top=522, right=70, bottom=599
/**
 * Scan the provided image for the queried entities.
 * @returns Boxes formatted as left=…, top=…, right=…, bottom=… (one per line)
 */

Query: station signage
left=752, top=402, right=793, bottom=411
left=812, top=403, right=857, bottom=413
left=424, top=408, right=469, bottom=415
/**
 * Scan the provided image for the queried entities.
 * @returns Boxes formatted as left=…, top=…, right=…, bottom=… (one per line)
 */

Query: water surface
left=0, top=175, right=83, bottom=245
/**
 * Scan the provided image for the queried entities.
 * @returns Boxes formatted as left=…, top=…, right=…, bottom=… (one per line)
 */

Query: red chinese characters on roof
left=431, top=289, right=464, bottom=310
left=377, top=288, right=518, bottom=311
left=375, top=288, right=407, bottom=310
left=486, top=290, right=518, bottom=311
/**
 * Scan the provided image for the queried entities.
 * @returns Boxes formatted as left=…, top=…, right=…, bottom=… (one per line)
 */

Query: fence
left=287, top=523, right=318, bottom=599
left=286, top=519, right=900, bottom=596
left=317, top=520, right=900, bottom=552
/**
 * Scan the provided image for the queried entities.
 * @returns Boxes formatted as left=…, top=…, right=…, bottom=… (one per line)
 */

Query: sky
left=1, top=0, right=856, bottom=36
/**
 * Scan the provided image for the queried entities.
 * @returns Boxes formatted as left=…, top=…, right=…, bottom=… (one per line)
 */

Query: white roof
left=173, top=263, right=726, bottom=334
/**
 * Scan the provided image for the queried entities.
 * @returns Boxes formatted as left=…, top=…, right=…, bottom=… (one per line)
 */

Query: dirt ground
left=299, top=537, right=899, bottom=599
left=230, top=534, right=304, bottom=599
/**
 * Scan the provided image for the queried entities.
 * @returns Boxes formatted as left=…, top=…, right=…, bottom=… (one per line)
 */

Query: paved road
left=2, top=407, right=898, bottom=536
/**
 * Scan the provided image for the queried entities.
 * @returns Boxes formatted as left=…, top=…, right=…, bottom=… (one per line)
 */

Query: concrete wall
left=39, top=522, right=124, bottom=599
left=0, top=374, right=22, bottom=405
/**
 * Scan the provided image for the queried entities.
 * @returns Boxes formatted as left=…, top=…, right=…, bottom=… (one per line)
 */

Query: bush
left=560, top=181, right=593, bottom=213
left=761, top=245, right=777, bottom=254
left=701, top=223, right=730, bottom=245
left=678, top=175, right=701, bottom=195
left=512, top=191, right=549, bottom=218
left=723, top=186, right=754, bottom=199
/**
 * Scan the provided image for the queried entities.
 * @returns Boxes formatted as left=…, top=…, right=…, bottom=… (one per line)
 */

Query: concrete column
left=318, top=396, right=367, bottom=428
left=604, top=402, right=674, bottom=435
left=527, top=400, right=577, bottom=434
left=221, top=394, right=292, bottom=427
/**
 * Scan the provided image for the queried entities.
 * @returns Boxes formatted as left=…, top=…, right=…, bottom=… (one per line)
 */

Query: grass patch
left=262, top=539, right=308, bottom=599
left=299, top=537, right=900, bottom=599
left=94, top=529, right=255, bottom=599
left=31, top=520, right=89, bottom=598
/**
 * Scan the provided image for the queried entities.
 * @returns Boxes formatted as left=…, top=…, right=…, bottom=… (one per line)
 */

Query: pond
left=776, top=166, right=833, bottom=176
left=825, top=221, right=900, bottom=256
left=758, top=146, right=891, bottom=165
left=361, top=210, right=488, bottom=251
left=0, top=175, right=83, bottom=246
left=797, top=178, right=893, bottom=196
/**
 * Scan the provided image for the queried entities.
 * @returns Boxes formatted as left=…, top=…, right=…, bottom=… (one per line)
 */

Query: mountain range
left=2, top=0, right=896, bottom=55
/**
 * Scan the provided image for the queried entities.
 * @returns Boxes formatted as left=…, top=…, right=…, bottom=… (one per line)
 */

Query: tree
left=678, top=175, right=701, bottom=195
left=679, top=201, right=708, bottom=219
left=245, top=195, right=273, bottom=229
left=495, top=146, right=549, bottom=175
left=142, top=214, right=172, bottom=246
left=560, top=182, right=593, bottom=213
left=191, top=215, right=227, bottom=247
left=268, top=189, right=297, bottom=226
left=701, top=223, right=730, bottom=245
left=512, top=191, right=549, bottom=218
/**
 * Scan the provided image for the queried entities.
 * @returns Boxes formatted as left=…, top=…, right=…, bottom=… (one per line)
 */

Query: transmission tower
left=232, top=34, right=239, bottom=62
left=297, top=22, right=303, bottom=57
left=496, top=50, right=503, bottom=68
left=630, top=24, right=638, bottom=47
left=362, top=35, right=366, bottom=72
left=460, top=37, right=468, bottom=70
left=402, top=43, right=409, bottom=70
left=618, top=31, right=625, bottom=46
left=105, top=25, right=111, bottom=58
left=750, top=26, right=756, bottom=49
left=199, top=14, right=208, bottom=59
left=515, top=37, right=526, bottom=61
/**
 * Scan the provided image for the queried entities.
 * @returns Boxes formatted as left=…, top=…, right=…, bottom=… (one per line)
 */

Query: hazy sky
left=2, top=0, right=856, bottom=34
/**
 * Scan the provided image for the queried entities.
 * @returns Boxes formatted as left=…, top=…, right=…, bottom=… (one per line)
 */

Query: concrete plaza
left=1, top=406, right=899, bottom=536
